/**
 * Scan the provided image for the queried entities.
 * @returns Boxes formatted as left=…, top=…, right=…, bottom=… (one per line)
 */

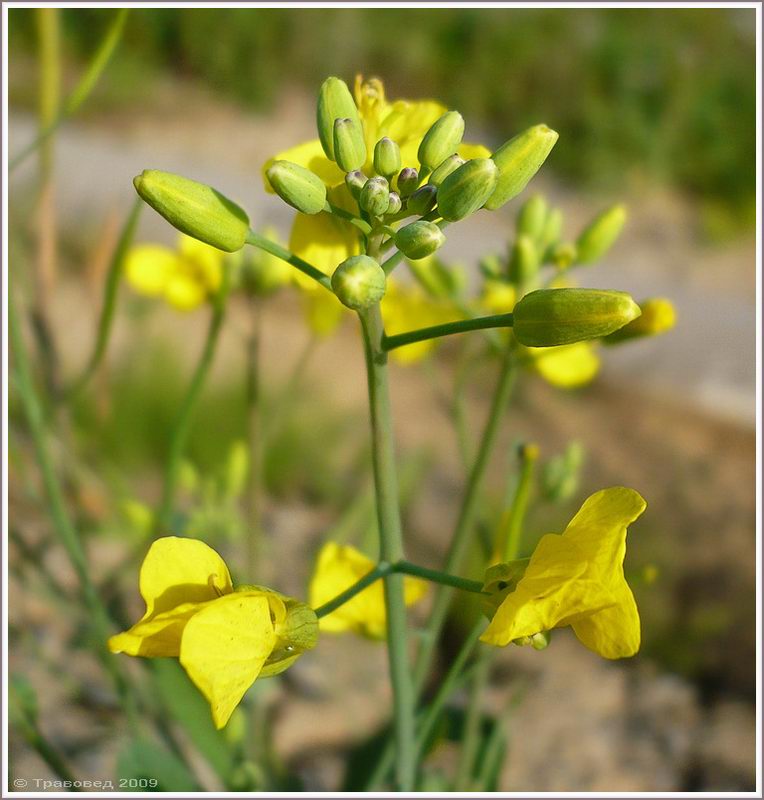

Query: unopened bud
left=428, top=154, right=465, bottom=187
left=317, top=76, right=362, bottom=161
left=508, top=235, right=540, bottom=285
left=359, top=176, right=390, bottom=217
left=331, top=255, right=386, bottom=310
left=485, top=124, right=559, bottom=211
left=333, top=118, right=367, bottom=172
left=512, top=288, right=641, bottom=347
left=266, top=161, right=326, bottom=215
left=550, top=242, right=577, bottom=269
left=479, top=253, right=504, bottom=279
left=516, top=195, right=548, bottom=241
left=603, top=297, right=676, bottom=344
left=386, top=191, right=402, bottom=215
left=406, top=184, right=437, bottom=216
left=133, top=170, right=248, bottom=252
left=576, top=204, right=627, bottom=264
left=373, top=137, right=401, bottom=179
left=530, top=631, right=551, bottom=651
left=394, top=220, right=445, bottom=260
left=345, top=169, right=367, bottom=200
left=539, top=207, right=564, bottom=254
left=437, top=158, right=498, bottom=221
left=396, top=167, right=419, bottom=198
left=418, top=111, right=465, bottom=171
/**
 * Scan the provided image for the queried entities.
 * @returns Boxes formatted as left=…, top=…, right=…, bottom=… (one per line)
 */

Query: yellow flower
left=480, top=279, right=517, bottom=315
left=125, top=234, right=224, bottom=311
left=527, top=342, right=601, bottom=388
left=309, top=542, right=427, bottom=639
left=481, top=487, right=646, bottom=659
left=109, top=537, right=317, bottom=728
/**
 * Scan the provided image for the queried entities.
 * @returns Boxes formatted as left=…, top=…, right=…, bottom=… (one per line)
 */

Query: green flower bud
left=266, top=161, right=326, bottom=215
left=418, top=111, right=465, bottom=171
left=575, top=204, right=627, bottom=264
left=331, top=255, right=386, bottom=310
left=437, top=158, right=498, bottom=221
left=530, top=631, right=552, bottom=651
left=373, top=137, right=401, bottom=179
left=396, top=167, right=419, bottom=198
left=360, top=176, right=390, bottom=217
left=428, top=154, right=465, bottom=187
left=603, top=297, right=676, bottom=345
left=539, top=207, right=564, bottom=254
left=516, top=194, right=548, bottom=241
left=512, top=288, right=641, bottom=347
left=386, top=191, right=402, bottom=215
left=479, top=253, right=504, bottom=279
left=550, top=242, right=577, bottom=269
left=485, top=124, right=559, bottom=211
left=334, top=118, right=367, bottom=173
left=345, top=169, right=367, bottom=200
left=133, top=170, right=248, bottom=252
left=406, top=184, right=437, bottom=216
left=508, top=235, right=540, bottom=285
left=317, top=76, right=362, bottom=161
left=394, top=220, right=446, bottom=260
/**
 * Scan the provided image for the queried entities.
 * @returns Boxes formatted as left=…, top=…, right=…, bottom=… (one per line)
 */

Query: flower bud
left=550, top=242, right=577, bottom=269
left=603, top=297, right=676, bottom=344
left=266, top=161, right=326, bottom=215
left=396, top=167, right=419, bottom=198
left=406, top=184, right=437, bottom=216
left=394, top=220, right=446, bottom=260
left=373, top=137, right=401, bottom=179
left=508, top=235, right=540, bottom=286
left=516, top=194, right=547, bottom=241
left=512, top=288, right=641, bottom=347
left=484, top=124, right=559, bottom=211
left=428, top=154, right=465, bottom=187
left=418, top=111, right=465, bottom=171
left=133, top=170, right=249, bottom=252
left=539, top=207, right=563, bottom=254
left=331, top=255, right=386, bottom=310
left=333, top=118, right=367, bottom=173
left=359, top=176, right=390, bottom=217
left=317, top=76, right=362, bottom=161
left=530, top=631, right=551, bottom=651
left=386, top=191, right=402, bottom=215
left=575, top=204, right=627, bottom=264
left=345, top=169, right=367, bottom=200
left=437, top=158, right=498, bottom=221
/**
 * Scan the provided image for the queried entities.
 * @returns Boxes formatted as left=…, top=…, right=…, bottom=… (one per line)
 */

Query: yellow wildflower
left=125, top=234, right=223, bottom=311
left=309, top=542, right=427, bottom=639
left=527, top=342, right=601, bottom=388
left=481, top=487, right=646, bottom=659
left=109, top=537, right=317, bottom=728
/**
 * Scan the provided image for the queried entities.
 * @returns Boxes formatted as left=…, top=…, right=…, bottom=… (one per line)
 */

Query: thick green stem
left=382, top=313, right=514, bottom=352
left=246, top=230, right=331, bottom=290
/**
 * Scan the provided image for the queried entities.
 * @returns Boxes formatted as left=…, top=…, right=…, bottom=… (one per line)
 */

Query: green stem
left=324, top=201, right=372, bottom=235
left=314, top=563, right=391, bottom=619
left=245, top=296, right=263, bottom=578
left=382, top=313, right=514, bottom=352
left=380, top=249, right=406, bottom=275
left=497, top=445, right=538, bottom=563
left=454, top=652, right=493, bottom=790
left=246, top=230, right=331, bottom=291
left=154, top=300, right=225, bottom=533
left=396, top=560, right=485, bottom=595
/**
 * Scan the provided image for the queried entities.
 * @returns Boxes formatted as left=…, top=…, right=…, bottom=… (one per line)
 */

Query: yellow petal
left=124, top=245, right=178, bottom=297
left=179, top=592, right=276, bottom=729
left=530, top=342, right=601, bottom=388
left=572, top=581, right=640, bottom=659
left=480, top=280, right=517, bottom=315
left=457, top=142, right=492, bottom=161
left=263, top=139, right=345, bottom=190
left=108, top=600, right=209, bottom=658
left=177, top=234, right=224, bottom=292
left=302, top=287, right=346, bottom=337
left=163, top=274, right=207, bottom=311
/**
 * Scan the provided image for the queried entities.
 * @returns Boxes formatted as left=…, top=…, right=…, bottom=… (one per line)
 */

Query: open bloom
left=109, top=537, right=317, bottom=728
left=309, top=542, right=427, bottom=639
left=481, top=487, right=646, bottom=659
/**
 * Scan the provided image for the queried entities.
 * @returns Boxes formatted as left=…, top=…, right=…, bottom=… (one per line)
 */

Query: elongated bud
left=331, top=255, right=386, bottom=310
left=418, top=111, right=465, bottom=171
left=317, top=76, right=362, bottom=161
left=516, top=195, right=548, bottom=241
left=394, top=220, right=445, bottom=260
left=428, top=154, right=465, bottom=187
left=133, top=170, right=248, bottom=252
left=512, top=288, right=641, bottom=346
left=360, top=176, right=389, bottom=217
left=406, top=184, right=437, bottom=216
left=386, top=191, right=402, bottom=215
left=266, top=161, right=326, bottom=215
left=539, top=207, right=563, bottom=254
left=396, top=167, right=419, bottom=198
left=345, top=169, right=367, bottom=200
left=576, top=204, right=627, bottom=264
left=479, top=253, right=504, bottom=279
left=485, top=124, right=559, bottom=211
left=334, top=118, right=367, bottom=172
left=508, top=235, right=540, bottom=285
left=374, top=137, right=401, bottom=179
left=603, top=297, right=676, bottom=344
left=550, top=242, right=577, bottom=269
left=437, top=158, right=498, bottom=221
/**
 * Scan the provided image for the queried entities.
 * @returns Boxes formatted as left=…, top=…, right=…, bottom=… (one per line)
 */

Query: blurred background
left=8, top=6, right=757, bottom=793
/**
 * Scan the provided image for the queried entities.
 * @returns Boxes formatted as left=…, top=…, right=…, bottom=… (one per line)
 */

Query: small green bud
left=345, top=169, right=367, bottom=200
left=603, top=297, right=676, bottom=344
left=360, top=176, right=390, bottom=217
left=333, top=118, right=367, bottom=172
left=539, top=207, right=564, bottom=254
left=394, top=220, right=446, bottom=260
left=373, top=137, right=401, bottom=179
left=396, top=167, right=419, bottom=198
left=317, top=76, right=362, bottom=161
left=133, top=170, right=248, bottom=252
left=575, top=204, right=627, bottom=264
left=512, top=288, right=641, bottom=347
left=331, top=255, right=386, bottom=310
left=516, top=195, right=548, bottom=241
left=406, top=184, right=437, bottom=216
left=266, top=161, right=326, bottom=215
left=428, top=154, right=465, bottom=187
left=550, top=242, right=577, bottom=269
left=508, top=235, right=540, bottom=285
left=479, top=253, right=504, bottom=279
left=386, top=191, right=402, bottom=215
left=485, top=124, right=559, bottom=211
left=530, top=631, right=552, bottom=651
left=418, top=111, right=465, bottom=171
left=437, top=158, right=498, bottom=221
